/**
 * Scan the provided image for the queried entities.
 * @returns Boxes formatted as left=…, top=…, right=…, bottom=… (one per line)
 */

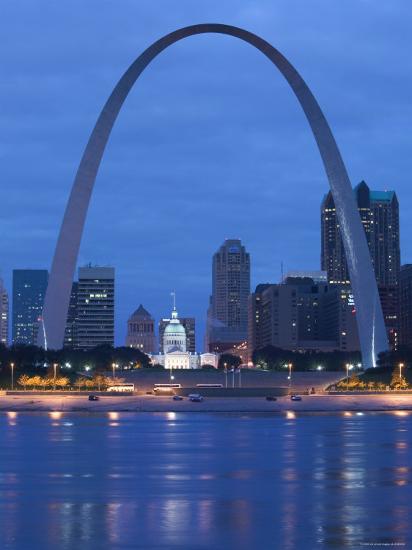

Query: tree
left=18, top=374, right=31, bottom=390
left=55, top=377, right=69, bottom=390
left=93, top=374, right=107, bottom=391
left=75, top=377, right=87, bottom=391
left=42, top=377, right=54, bottom=391
left=110, top=377, right=125, bottom=386
left=30, top=375, right=42, bottom=390
left=390, top=369, right=409, bottom=390
left=218, top=354, right=241, bottom=370
left=347, top=373, right=361, bottom=390
left=85, top=379, right=95, bottom=390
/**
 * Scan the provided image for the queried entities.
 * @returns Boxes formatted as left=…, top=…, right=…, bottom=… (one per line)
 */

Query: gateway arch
left=39, top=23, right=388, bottom=367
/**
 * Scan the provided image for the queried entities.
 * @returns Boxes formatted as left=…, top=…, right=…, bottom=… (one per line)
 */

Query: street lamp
left=399, top=362, right=404, bottom=381
left=53, top=363, right=58, bottom=390
left=224, top=363, right=228, bottom=389
left=112, top=362, right=116, bottom=380
left=346, top=363, right=353, bottom=387
left=10, top=362, right=15, bottom=391
left=288, top=363, right=293, bottom=388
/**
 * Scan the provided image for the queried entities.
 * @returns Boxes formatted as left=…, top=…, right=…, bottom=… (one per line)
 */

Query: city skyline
left=2, top=3, right=412, bottom=348
left=3, top=5, right=412, bottom=549
left=0, top=180, right=405, bottom=353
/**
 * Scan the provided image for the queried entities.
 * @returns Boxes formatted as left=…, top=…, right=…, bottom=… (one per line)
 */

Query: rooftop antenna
left=170, top=290, right=176, bottom=311
left=281, top=261, right=284, bottom=283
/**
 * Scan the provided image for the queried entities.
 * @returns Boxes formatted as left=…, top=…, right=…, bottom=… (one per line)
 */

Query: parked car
left=172, top=395, right=183, bottom=401
left=88, top=395, right=99, bottom=401
left=290, top=394, right=302, bottom=401
left=188, top=393, right=204, bottom=402
left=266, top=396, right=277, bottom=401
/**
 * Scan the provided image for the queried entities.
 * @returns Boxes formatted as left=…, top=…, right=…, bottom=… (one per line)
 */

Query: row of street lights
left=8, top=361, right=60, bottom=390
left=5, top=358, right=409, bottom=390
left=223, top=363, right=242, bottom=388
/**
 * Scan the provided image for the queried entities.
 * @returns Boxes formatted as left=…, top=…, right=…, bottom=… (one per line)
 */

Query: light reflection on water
left=0, top=411, right=411, bottom=549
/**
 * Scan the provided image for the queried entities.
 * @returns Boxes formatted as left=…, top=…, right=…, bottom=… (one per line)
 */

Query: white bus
left=107, top=383, right=135, bottom=393
left=153, top=383, right=182, bottom=393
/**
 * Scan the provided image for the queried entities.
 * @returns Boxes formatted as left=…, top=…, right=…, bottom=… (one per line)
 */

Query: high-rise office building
left=0, top=278, right=9, bottom=346
left=12, top=269, right=48, bottom=345
left=321, top=181, right=400, bottom=346
left=248, top=277, right=359, bottom=361
left=76, top=266, right=115, bottom=350
left=206, top=239, right=250, bottom=352
left=64, top=282, right=79, bottom=348
left=126, top=304, right=156, bottom=353
left=400, top=264, right=412, bottom=348
left=159, top=316, right=195, bottom=353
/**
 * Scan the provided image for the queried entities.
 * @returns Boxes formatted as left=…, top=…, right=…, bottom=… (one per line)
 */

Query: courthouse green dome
left=164, top=321, right=186, bottom=335
left=164, top=307, right=186, bottom=336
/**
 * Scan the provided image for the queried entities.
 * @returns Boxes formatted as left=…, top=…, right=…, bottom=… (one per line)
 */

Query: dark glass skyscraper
left=12, top=269, right=48, bottom=345
left=76, top=266, right=115, bottom=350
left=321, top=181, right=400, bottom=347
left=400, top=265, right=412, bottom=348
left=206, top=239, right=250, bottom=352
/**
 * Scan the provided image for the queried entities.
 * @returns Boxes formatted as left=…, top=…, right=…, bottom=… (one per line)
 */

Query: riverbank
left=2, top=393, right=412, bottom=413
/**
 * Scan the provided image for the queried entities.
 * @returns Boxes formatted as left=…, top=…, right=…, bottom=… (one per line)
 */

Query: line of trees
left=334, top=368, right=411, bottom=391
left=16, top=373, right=125, bottom=391
left=252, top=345, right=362, bottom=371
left=0, top=343, right=151, bottom=371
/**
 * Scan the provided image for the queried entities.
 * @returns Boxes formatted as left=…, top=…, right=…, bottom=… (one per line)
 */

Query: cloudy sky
left=1, top=1, right=411, bottom=346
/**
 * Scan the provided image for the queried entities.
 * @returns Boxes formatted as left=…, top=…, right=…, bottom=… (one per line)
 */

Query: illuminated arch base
left=39, top=23, right=388, bottom=367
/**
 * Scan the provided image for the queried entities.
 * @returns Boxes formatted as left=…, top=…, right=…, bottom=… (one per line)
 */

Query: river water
left=0, top=411, right=411, bottom=549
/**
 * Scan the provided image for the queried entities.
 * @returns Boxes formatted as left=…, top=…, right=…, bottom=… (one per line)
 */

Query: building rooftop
left=130, top=304, right=152, bottom=319
left=370, top=190, right=395, bottom=202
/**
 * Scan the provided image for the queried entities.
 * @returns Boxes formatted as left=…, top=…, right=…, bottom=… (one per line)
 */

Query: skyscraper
left=321, top=181, right=400, bottom=346
left=206, top=239, right=250, bottom=352
left=76, top=266, right=115, bottom=350
left=248, top=277, right=359, bottom=362
left=400, top=264, right=412, bottom=348
left=0, top=278, right=9, bottom=346
left=126, top=304, right=156, bottom=353
left=12, top=269, right=48, bottom=345
left=64, top=282, right=78, bottom=348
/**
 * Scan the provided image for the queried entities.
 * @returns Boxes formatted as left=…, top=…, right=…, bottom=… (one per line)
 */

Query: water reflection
left=0, top=411, right=411, bottom=549
left=7, top=411, right=17, bottom=426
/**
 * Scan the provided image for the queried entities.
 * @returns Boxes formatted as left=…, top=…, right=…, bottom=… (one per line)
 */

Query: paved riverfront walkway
left=1, top=393, right=412, bottom=413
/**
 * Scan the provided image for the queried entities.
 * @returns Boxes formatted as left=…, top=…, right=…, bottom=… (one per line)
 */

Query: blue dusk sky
left=1, top=1, right=412, bottom=347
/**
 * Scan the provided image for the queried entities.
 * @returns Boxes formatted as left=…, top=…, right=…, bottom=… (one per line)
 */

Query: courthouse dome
left=164, top=309, right=186, bottom=335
